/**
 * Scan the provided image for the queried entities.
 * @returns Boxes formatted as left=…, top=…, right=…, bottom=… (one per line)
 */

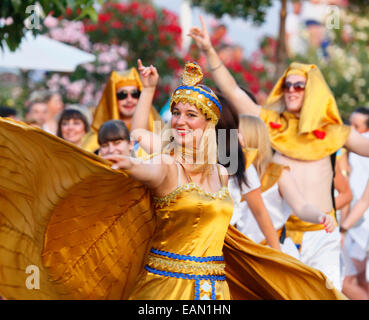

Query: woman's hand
left=103, top=154, right=136, bottom=170
left=137, top=59, right=159, bottom=89
left=319, top=214, right=336, bottom=233
left=188, top=15, right=213, bottom=52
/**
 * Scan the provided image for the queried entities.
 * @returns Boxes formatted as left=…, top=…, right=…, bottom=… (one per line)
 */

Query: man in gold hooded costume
left=189, top=16, right=369, bottom=291
left=81, top=67, right=162, bottom=154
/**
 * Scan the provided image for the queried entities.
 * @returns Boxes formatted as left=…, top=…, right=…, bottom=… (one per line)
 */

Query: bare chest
left=273, top=152, right=334, bottom=211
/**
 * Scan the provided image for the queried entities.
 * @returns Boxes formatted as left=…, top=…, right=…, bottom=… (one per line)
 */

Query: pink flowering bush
left=42, top=12, right=129, bottom=108
left=40, top=2, right=184, bottom=109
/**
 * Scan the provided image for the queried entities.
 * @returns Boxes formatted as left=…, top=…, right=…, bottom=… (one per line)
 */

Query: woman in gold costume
left=0, top=62, right=346, bottom=300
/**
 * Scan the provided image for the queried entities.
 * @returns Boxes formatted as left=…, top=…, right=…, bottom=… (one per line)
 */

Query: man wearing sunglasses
left=81, top=67, right=162, bottom=154
left=189, top=16, right=369, bottom=293
left=116, top=86, right=141, bottom=121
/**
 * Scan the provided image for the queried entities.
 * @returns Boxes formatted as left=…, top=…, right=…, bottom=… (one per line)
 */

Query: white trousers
left=299, top=228, right=342, bottom=291
left=342, top=232, right=369, bottom=280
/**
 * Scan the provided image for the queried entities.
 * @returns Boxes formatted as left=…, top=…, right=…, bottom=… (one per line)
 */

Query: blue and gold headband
left=170, top=62, right=222, bottom=124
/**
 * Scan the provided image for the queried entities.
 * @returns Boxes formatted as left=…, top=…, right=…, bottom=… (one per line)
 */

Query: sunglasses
left=116, top=90, right=141, bottom=100
left=282, top=81, right=306, bottom=92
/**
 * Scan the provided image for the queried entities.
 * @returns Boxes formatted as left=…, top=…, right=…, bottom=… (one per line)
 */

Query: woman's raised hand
left=188, top=15, right=213, bottom=52
left=137, top=59, right=159, bottom=89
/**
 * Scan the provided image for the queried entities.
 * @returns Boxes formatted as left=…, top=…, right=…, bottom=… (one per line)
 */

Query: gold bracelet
left=209, top=61, right=223, bottom=72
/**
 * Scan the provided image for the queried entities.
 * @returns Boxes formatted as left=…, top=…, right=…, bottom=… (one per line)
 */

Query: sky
left=153, top=0, right=281, bottom=58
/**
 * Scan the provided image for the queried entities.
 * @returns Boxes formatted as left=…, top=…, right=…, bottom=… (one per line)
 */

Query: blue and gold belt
left=145, top=248, right=226, bottom=300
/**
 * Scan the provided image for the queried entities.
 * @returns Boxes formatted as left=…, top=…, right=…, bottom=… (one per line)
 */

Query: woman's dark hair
left=0, top=106, right=17, bottom=117
left=239, top=86, right=258, bottom=104
left=215, top=89, right=249, bottom=190
left=353, top=107, right=369, bottom=129
left=57, top=108, right=90, bottom=138
left=98, top=120, right=130, bottom=145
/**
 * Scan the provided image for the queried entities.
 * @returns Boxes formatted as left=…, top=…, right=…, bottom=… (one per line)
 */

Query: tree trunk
left=275, top=0, right=288, bottom=80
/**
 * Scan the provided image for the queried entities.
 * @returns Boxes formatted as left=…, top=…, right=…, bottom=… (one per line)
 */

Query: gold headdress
left=170, top=62, right=222, bottom=124
left=265, top=62, right=343, bottom=135
left=259, top=62, right=351, bottom=161
left=91, top=68, right=143, bottom=132
left=81, top=68, right=162, bottom=154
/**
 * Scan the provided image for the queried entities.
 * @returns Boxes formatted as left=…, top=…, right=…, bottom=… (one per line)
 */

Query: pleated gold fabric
left=0, top=118, right=347, bottom=300
left=0, top=118, right=155, bottom=300
left=260, top=162, right=286, bottom=193
left=223, top=225, right=346, bottom=300
left=285, top=209, right=338, bottom=247
left=242, top=148, right=258, bottom=169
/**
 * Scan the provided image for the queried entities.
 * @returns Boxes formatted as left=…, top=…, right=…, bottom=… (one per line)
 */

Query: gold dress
left=0, top=118, right=347, bottom=300
left=129, top=164, right=232, bottom=300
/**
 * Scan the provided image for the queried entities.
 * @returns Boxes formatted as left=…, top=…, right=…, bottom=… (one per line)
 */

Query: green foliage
left=191, top=0, right=273, bottom=24
left=0, top=0, right=101, bottom=51
left=292, top=10, right=369, bottom=121
left=347, top=0, right=369, bottom=16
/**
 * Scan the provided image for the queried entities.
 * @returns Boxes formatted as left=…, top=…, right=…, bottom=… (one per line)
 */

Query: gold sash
left=285, top=209, right=338, bottom=247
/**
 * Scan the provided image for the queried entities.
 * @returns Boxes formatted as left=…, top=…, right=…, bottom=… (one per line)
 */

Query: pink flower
left=97, top=65, right=111, bottom=74
left=81, top=92, right=94, bottom=105
left=98, top=52, right=116, bottom=64
left=83, top=63, right=95, bottom=73
left=117, top=46, right=128, bottom=57
left=49, top=28, right=65, bottom=41
left=116, top=60, right=127, bottom=71
left=67, top=80, right=86, bottom=99
left=44, top=16, right=58, bottom=28
left=60, top=76, right=70, bottom=87
left=5, top=17, right=13, bottom=25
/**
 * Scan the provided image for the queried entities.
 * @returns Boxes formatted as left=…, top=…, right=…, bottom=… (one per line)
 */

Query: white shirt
left=229, top=165, right=292, bottom=244
left=348, top=131, right=369, bottom=250
left=228, top=164, right=260, bottom=227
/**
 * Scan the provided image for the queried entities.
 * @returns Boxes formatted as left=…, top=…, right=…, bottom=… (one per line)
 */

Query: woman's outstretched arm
left=243, top=188, right=281, bottom=251
left=188, top=15, right=261, bottom=117
left=334, top=161, right=353, bottom=210
left=278, top=169, right=336, bottom=232
left=103, top=153, right=172, bottom=190
left=340, top=179, right=369, bottom=230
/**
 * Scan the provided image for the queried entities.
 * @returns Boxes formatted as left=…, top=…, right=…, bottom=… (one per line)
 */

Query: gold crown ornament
left=170, top=62, right=222, bottom=124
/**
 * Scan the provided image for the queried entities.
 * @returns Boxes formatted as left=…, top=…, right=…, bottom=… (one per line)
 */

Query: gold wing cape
left=0, top=118, right=155, bottom=299
left=0, top=118, right=345, bottom=300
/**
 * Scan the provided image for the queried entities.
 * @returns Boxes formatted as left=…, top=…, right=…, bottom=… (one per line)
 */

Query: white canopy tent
left=0, top=32, right=95, bottom=72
